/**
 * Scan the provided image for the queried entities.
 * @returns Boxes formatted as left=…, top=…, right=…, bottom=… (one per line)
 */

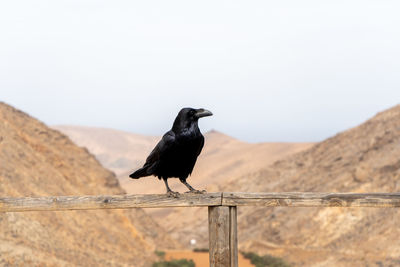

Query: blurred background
left=1, top=1, right=400, bottom=266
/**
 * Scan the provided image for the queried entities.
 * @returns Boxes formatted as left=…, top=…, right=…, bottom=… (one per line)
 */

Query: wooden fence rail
left=2, top=192, right=400, bottom=267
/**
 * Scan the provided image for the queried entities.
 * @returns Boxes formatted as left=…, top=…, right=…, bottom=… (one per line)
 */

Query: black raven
left=129, top=108, right=213, bottom=197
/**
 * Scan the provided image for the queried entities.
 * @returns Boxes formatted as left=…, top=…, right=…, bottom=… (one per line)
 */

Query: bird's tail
left=129, top=167, right=148, bottom=179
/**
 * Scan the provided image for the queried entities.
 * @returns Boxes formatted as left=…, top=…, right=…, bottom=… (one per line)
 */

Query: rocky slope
left=160, top=104, right=400, bottom=266
left=223, top=104, right=400, bottom=266
left=0, top=102, right=179, bottom=266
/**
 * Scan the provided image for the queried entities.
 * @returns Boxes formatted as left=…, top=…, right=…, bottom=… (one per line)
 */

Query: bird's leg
left=181, top=179, right=206, bottom=194
left=163, top=178, right=179, bottom=198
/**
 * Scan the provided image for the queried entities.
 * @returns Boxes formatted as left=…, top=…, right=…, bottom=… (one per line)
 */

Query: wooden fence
left=2, top=192, right=400, bottom=266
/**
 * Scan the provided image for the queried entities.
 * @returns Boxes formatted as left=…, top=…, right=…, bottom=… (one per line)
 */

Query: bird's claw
left=166, top=191, right=180, bottom=198
left=185, top=190, right=205, bottom=194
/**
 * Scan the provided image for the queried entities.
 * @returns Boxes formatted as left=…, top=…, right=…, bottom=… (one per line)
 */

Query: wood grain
left=209, top=206, right=230, bottom=267
left=208, top=206, right=238, bottom=267
left=229, top=206, right=238, bottom=267
left=2, top=191, right=399, bottom=267
left=222, top=192, right=400, bottom=207
left=2, top=192, right=400, bottom=212
left=0, top=193, right=222, bottom=212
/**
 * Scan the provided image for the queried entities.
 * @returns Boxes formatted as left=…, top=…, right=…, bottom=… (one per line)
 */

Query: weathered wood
left=209, top=206, right=230, bottom=267
left=0, top=193, right=222, bottom=212
left=229, top=206, right=238, bottom=267
left=2, top=192, right=400, bottom=212
left=223, top=192, right=400, bottom=207
left=208, top=206, right=238, bottom=267
left=2, top=191, right=400, bottom=267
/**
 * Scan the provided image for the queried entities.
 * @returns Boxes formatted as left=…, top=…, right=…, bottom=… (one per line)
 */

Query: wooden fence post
left=208, top=206, right=238, bottom=267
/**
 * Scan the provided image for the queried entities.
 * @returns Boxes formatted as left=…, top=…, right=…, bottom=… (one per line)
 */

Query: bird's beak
left=195, top=108, right=213, bottom=119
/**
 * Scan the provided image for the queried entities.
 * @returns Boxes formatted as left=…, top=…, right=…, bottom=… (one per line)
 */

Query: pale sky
left=1, top=1, right=399, bottom=142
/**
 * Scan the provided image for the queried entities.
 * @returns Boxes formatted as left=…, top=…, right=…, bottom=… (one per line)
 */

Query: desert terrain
left=164, top=250, right=254, bottom=267
left=4, top=102, right=398, bottom=266
left=53, top=124, right=313, bottom=265
left=55, top=104, right=400, bottom=266
left=0, top=102, right=179, bottom=266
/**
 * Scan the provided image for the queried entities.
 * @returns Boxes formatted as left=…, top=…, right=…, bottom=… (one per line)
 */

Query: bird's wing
left=143, top=130, right=176, bottom=172
left=196, top=135, right=205, bottom=156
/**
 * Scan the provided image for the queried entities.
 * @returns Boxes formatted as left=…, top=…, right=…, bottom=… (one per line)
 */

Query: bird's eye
left=189, top=110, right=195, bottom=116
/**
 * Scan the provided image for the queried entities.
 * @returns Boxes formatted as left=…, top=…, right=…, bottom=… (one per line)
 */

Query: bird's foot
left=185, top=189, right=206, bottom=194
left=166, top=191, right=180, bottom=198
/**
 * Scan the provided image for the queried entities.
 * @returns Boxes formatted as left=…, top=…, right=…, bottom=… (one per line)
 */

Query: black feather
left=129, top=107, right=212, bottom=193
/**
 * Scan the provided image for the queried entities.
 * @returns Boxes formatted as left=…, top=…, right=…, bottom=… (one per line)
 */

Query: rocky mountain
left=0, top=102, right=179, bottom=266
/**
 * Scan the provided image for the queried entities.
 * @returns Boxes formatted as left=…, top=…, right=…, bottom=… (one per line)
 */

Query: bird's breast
left=155, top=135, right=202, bottom=176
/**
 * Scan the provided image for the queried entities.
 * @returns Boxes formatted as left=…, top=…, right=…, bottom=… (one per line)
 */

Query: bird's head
left=172, top=108, right=213, bottom=132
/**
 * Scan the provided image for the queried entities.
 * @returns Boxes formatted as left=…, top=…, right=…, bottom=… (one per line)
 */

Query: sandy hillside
left=0, top=102, right=180, bottom=267
left=53, top=125, right=159, bottom=177
left=229, top=104, right=400, bottom=266
left=51, top=104, right=400, bottom=266
left=167, top=105, right=400, bottom=266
